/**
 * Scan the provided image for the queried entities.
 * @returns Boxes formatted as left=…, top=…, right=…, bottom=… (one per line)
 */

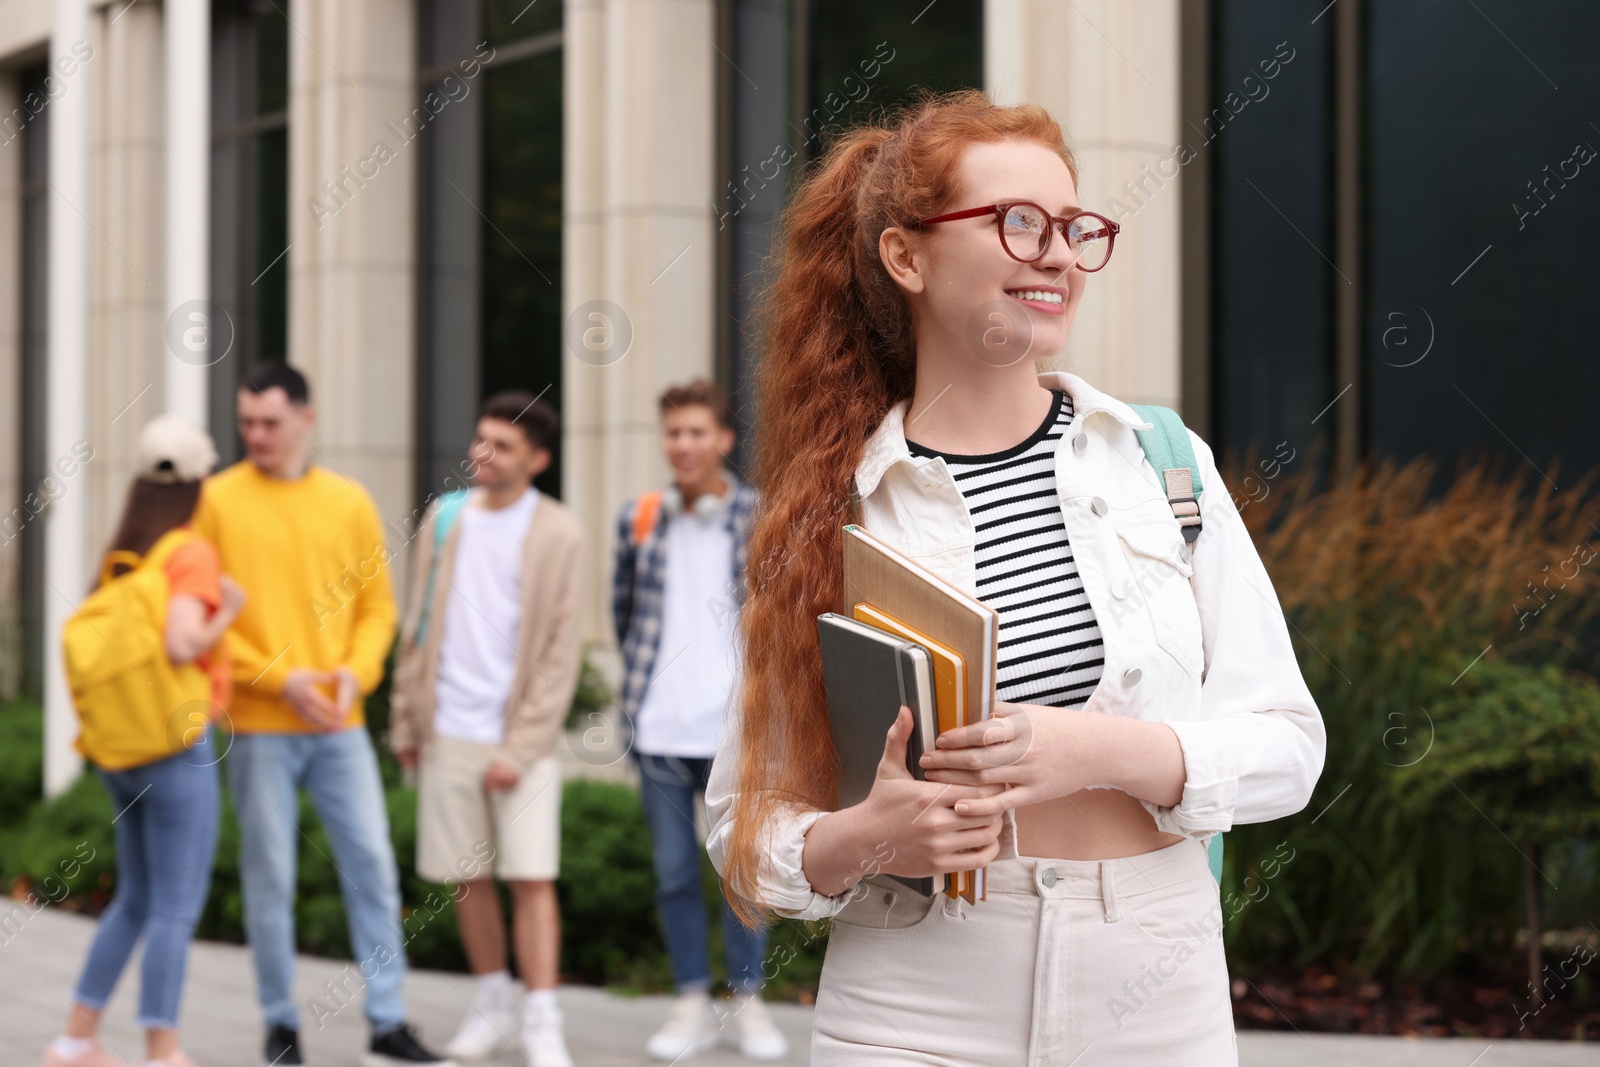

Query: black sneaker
left=263, top=1024, right=304, bottom=1067
left=363, top=1023, right=457, bottom=1066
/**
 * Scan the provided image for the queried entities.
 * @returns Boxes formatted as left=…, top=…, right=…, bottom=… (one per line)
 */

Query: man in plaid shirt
left=611, top=380, right=785, bottom=1062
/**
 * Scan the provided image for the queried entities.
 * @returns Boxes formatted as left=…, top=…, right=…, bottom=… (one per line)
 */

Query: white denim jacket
left=705, top=370, right=1326, bottom=921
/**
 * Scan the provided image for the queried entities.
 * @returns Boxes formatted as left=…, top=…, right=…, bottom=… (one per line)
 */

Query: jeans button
left=1073, top=432, right=1088, bottom=454
left=1123, top=667, right=1142, bottom=687
left=1041, top=867, right=1058, bottom=887
left=1091, top=496, right=1108, bottom=516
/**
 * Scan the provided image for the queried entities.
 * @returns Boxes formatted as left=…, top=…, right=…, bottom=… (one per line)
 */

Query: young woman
left=705, top=91, right=1325, bottom=1064
left=45, top=416, right=243, bottom=1067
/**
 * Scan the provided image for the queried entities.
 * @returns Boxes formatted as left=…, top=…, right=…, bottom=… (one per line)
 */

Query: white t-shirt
left=433, top=487, right=539, bottom=744
left=632, top=496, right=739, bottom=758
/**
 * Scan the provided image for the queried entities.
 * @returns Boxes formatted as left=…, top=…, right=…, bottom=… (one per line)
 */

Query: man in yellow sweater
left=194, top=363, right=453, bottom=1067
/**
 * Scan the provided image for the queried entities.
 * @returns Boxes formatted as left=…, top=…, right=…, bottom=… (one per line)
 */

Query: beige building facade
left=1, top=0, right=1190, bottom=794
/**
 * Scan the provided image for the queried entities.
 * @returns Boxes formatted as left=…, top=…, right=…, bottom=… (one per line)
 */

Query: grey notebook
left=816, top=612, right=940, bottom=897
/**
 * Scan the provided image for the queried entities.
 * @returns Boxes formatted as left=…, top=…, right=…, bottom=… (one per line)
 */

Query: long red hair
left=725, top=90, right=1079, bottom=926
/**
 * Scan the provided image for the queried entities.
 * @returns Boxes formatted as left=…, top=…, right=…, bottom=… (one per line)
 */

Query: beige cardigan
left=389, top=490, right=587, bottom=769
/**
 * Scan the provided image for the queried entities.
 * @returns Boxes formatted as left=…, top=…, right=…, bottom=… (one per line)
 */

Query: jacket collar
left=853, top=371, right=1154, bottom=499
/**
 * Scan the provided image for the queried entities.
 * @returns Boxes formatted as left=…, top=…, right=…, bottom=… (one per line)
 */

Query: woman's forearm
left=1084, top=712, right=1187, bottom=809
left=165, top=596, right=237, bottom=665
left=799, top=803, right=882, bottom=899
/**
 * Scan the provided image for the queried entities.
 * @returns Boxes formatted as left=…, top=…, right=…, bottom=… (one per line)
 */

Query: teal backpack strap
left=1127, top=404, right=1204, bottom=545
left=1129, top=404, right=1223, bottom=884
left=413, top=488, right=471, bottom=647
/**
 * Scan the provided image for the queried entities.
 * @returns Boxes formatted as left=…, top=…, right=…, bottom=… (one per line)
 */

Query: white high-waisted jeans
left=811, top=837, right=1237, bottom=1066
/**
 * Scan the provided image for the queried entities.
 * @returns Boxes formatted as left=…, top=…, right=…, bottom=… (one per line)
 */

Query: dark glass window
left=1208, top=0, right=1334, bottom=477
left=1207, top=0, right=1600, bottom=486
left=417, top=0, right=563, bottom=503
left=211, top=0, right=290, bottom=464
left=16, top=65, right=50, bottom=699
left=1365, top=1, right=1600, bottom=483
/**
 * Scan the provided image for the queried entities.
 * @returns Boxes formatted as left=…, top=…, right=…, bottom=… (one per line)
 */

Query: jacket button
left=1041, top=867, right=1058, bottom=887
left=1123, top=668, right=1142, bottom=687
left=1111, top=580, right=1128, bottom=600
left=1072, top=433, right=1088, bottom=454
left=1090, top=497, right=1108, bottom=516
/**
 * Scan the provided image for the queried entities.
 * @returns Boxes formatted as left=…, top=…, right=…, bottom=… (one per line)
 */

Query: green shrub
left=0, top=701, right=43, bottom=827
left=0, top=768, right=115, bottom=910
left=1218, top=454, right=1600, bottom=979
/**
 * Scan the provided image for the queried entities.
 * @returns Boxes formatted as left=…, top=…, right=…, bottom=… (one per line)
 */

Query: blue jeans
left=635, top=752, right=769, bottom=995
left=73, top=738, right=222, bottom=1029
left=227, top=728, right=406, bottom=1031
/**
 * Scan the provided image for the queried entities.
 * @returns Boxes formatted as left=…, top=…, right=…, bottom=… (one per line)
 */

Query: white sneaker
left=444, top=986, right=518, bottom=1060
left=522, top=999, right=574, bottom=1067
left=732, top=992, right=789, bottom=1061
left=646, top=990, right=720, bottom=1061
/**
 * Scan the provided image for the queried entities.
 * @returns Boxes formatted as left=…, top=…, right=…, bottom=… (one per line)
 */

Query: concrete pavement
left=4, top=908, right=1597, bottom=1066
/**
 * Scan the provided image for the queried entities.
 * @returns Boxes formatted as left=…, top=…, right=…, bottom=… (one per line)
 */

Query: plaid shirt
left=612, top=470, right=760, bottom=752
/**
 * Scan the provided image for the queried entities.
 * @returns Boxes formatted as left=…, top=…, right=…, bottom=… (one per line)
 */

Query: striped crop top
left=905, top=389, right=1105, bottom=708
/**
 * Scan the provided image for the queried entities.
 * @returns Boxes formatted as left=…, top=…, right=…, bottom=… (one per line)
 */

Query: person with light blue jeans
left=46, top=416, right=241, bottom=1067
left=68, top=750, right=222, bottom=1067
left=613, top=381, right=787, bottom=1061
left=636, top=754, right=768, bottom=995
left=226, top=729, right=405, bottom=1033
left=194, top=362, right=451, bottom=1066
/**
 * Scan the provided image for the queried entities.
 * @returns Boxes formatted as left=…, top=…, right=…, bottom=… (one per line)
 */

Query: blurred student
left=47, top=416, right=242, bottom=1067
left=194, top=363, right=452, bottom=1067
left=391, top=393, right=586, bottom=1067
left=612, top=381, right=787, bottom=1061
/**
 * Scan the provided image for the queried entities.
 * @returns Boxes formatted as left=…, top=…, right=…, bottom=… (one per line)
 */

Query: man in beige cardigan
left=390, top=392, right=585, bottom=1067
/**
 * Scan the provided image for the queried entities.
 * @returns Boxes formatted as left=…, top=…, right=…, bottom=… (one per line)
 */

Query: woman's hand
left=801, top=705, right=1006, bottom=897
left=919, top=700, right=1088, bottom=816
left=920, top=700, right=1189, bottom=816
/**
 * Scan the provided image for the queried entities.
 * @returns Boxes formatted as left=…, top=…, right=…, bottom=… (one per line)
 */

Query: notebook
left=817, top=612, right=939, bottom=898
left=850, top=602, right=973, bottom=900
left=852, top=603, right=966, bottom=736
left=840, top=524, right=999, bottom=902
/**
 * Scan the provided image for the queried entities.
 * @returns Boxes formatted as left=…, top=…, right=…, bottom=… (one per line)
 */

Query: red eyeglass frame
left=910, top=201, right=1121, bottom=272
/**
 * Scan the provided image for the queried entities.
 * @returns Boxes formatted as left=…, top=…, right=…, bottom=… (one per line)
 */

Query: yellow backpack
left=63, top=528, right=217, bottom=770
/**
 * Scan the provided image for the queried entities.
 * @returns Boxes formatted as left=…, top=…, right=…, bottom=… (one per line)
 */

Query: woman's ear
left=879, top=226, right=927, bottom=296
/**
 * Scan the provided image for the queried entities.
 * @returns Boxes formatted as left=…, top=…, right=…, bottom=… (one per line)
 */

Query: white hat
left=137, top=415, right=218, bottom=484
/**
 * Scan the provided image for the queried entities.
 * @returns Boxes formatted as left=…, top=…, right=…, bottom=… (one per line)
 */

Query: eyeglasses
left=911, top=201, right=1120, bottom=272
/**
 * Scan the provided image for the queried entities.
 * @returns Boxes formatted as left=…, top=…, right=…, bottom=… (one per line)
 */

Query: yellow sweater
left=194, top=462, right=397, bottom=734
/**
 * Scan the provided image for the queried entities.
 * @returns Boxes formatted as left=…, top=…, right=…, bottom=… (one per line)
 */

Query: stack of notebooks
left=818, top=524, right=999, bottom=903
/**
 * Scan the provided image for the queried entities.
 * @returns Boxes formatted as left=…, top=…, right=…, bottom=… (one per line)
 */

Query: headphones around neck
left=662, top=481, right=729, bottom=520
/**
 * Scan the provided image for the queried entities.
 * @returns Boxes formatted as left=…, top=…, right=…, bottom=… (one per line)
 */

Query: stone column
left=87, top=0, right=166, bottom=551
left=286, top=0, right=417, bottom=539
left=44, top=0, right=92, bottom=796
left=163, top=0, right=210, bottom=423
left=564, top=0, right=718, bottom=648
left=0, top=71, right=22, bottom=699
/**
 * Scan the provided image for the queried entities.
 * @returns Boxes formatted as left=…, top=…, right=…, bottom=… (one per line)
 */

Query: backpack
left=62, top=528, right=216, bottom=771
left=629, top=490, right=664, bottom=547
left=1128, top=404, right=1224, bottom=886
left=413, top=488, right=472, bottom=647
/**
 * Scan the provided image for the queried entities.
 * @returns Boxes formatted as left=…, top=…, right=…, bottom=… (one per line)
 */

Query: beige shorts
left=416, top=734, right=562, bottom=883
